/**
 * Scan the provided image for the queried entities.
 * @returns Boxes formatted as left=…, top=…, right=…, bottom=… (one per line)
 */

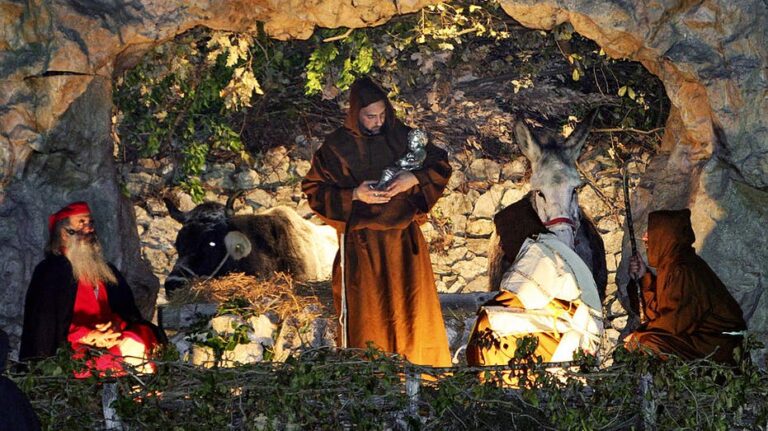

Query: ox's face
left=514, top=112, right=596, bottom=249
left=164, top=201, right=237, bottom=294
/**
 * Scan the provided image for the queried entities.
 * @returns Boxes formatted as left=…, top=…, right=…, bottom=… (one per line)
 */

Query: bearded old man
left=626, top=209, right=746, bottom=364
left=302, top=77, right=452, bottom=367
left=19, top=202, right=163, bottom=377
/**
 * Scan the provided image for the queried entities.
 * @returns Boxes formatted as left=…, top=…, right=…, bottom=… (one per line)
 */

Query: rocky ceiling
left=0, top=0, right=766, bottom=349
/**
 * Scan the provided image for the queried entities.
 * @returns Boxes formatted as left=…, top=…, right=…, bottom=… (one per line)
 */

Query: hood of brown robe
left=646, top=209, right=697, bottom=268
left=344, top=76, right=400, bottom=142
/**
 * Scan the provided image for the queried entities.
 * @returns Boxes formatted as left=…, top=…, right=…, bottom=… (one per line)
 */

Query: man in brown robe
left=626, top=209, right=746, bottom=364
left=301, top=77, right=452, bottom=367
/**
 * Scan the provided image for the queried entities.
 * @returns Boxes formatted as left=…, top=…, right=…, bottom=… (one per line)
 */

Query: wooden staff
left=623, top=166, right=644, bottom=322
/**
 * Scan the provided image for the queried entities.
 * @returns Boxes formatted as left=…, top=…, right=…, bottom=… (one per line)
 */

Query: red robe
left=20, top=254, right=165, bottom=370
left=68, top=279, right=158, bottom=378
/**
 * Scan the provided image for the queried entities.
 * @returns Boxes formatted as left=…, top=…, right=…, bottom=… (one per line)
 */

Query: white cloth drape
left=485, top=233, right=604, bottom=362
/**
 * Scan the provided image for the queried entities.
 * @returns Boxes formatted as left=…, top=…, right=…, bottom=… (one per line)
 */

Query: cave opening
left=6, top=0, right=767, bottom=428
left=111, top=1, right=669, bottom=348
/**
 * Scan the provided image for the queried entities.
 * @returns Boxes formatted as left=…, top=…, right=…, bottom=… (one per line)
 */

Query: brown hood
left=344, top=76, right=402, bottom=140
left=646, top=209, right=696, bottom=268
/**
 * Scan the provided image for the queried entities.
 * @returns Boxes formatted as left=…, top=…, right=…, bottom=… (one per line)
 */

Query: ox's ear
left=225, top=231, right=252, bottom=260
left=514, top=120, right=543, bottom=165
left=164, top=197, right=188, bottom=223
left=563, top=109, right=599, bottom=163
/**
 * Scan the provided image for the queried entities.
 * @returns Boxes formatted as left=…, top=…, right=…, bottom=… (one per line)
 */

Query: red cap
left=49, top=202, right=91, bottom=234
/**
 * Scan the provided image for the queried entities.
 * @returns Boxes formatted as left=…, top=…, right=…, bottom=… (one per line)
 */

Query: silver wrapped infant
left=371, top=129, right=428, bottom=191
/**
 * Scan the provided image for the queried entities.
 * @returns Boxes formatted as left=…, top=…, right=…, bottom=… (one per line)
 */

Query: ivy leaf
left=618, top=85, right=628, bottom=97
left=572, top=68, right=580, bottom=81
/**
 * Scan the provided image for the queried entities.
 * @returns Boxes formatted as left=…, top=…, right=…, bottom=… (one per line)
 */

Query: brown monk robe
left=626, top=209, right=746, bottom=364
left=301, top=77, right=452, bottom=367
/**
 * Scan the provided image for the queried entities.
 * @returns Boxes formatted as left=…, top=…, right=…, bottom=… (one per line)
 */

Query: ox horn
left=163, top=197, right=188, bottom=223
left=225, top=189, right=245, bottom=218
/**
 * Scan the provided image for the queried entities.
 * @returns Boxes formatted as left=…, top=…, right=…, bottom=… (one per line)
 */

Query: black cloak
left=19, top=254, right=164, bottom=361
left=0, top=329, right=41, bottom=431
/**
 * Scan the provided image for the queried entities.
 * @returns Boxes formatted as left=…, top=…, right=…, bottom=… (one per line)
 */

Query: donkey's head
left=514, top=112, right=596, bottom=249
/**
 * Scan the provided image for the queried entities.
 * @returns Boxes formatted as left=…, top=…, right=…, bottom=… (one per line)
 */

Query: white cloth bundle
left=485, top=233, right=604, bottom=362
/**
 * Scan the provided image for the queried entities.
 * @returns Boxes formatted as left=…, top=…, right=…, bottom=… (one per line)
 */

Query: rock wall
left=1, top=0, right=767, bottom=356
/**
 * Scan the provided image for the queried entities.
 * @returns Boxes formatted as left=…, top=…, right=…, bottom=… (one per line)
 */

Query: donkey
left=488, top=112, right=607, bottom=301
left=466, top=113, right=608, bottom=368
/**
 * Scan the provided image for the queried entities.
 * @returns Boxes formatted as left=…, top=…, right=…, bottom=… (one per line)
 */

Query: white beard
left=65, top=236, right=117, bottom=286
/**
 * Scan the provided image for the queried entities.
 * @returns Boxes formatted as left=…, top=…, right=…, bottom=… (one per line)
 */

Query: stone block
left=463, top=275, right=490, bottom=293
left=244, top=188, right=276, bottom=210
left=273, top=316, right=336, bottom=362
left=209, top=314, right=246, bottom=335
left=501, top=157, right=528, bottom=179
left=472, top=188, right=504, bottom=219
left=159, top=303, right=218, bottom=330
left=501, top=186, right=529, bottom=207
left=466, top=219, right=494, bottom=237
left=467, top=158, right=501, bottom=182
left=234, top=169, right=262, bottom=190
left=248, top=314, right=277, bottom=346
left=452, top=256, right=488, bottom=281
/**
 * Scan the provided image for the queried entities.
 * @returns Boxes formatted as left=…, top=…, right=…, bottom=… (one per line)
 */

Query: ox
left=163, top=195, right=338, bottom=294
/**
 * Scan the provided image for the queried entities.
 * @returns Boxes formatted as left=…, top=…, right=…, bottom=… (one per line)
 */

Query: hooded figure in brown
left=301, top=77, right=452, bottom=367
left=626, top=209, right=746, bottom=364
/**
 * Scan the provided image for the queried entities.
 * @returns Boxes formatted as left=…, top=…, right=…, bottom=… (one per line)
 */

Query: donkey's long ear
left=514, top=120, right=542, bottom=164
left=563, top=109, right=599, bottom=162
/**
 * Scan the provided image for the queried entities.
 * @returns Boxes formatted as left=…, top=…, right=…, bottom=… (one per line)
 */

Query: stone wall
left=1, top=0, right=766, bottom=357
left=127, top=135, right=649, bottom=349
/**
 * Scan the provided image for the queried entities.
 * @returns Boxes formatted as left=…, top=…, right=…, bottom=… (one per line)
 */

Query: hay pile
left=166, top=272, right=331, bottom=321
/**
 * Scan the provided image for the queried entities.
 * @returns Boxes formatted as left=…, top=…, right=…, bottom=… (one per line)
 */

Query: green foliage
left=114, top=0, right=668, bottom=202
left=114, top=29, right=260, bottom=203
left=304, top=31, right=376, bottom=96
left=303, top=1, right=511, bottom=99
left=115, top=24, right=325, bottom=202
left=9, top=337, right=768, bottom=430
left=305, top=39, right=340, bottom=96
